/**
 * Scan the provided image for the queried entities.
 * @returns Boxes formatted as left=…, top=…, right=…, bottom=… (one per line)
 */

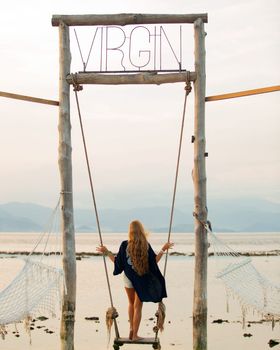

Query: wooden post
left=58, top=21, right=77, bottom=350
left=193, top=18, right=207, bottom=350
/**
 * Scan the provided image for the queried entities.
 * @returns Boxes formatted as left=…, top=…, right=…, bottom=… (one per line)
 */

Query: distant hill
left=0, top=207, right=42, bottom=232
left=207, top=197, right=280, bottom=233
left=0, top=197, right=279, bottom=233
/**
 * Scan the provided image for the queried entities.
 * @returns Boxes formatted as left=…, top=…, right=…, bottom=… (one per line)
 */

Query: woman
left=96, top=220, right=174, bottom=341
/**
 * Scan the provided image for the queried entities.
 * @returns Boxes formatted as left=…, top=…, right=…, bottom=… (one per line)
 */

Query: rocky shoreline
left=0, top=250, right=280, bottom=258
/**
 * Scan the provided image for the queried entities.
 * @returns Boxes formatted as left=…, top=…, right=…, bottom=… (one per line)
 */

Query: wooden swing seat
left=113, top=337, right=161, bottom=349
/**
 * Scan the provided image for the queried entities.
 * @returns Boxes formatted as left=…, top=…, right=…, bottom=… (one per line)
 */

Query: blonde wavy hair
left=127, top=220, right=149, bottom=276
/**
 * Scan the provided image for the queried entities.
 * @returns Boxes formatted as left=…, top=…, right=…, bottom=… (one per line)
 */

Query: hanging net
left=209, top=231, right=280, bottom=324
left=0, top=198, right=64, bottom=333
left=0, top=259, right=63, bottom=326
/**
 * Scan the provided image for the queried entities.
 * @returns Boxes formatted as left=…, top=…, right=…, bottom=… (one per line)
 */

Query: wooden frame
left=52, top=13, right=208, bottom=350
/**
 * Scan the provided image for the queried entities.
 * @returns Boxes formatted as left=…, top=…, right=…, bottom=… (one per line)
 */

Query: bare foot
left=129, top=330, right=133, bottom=340
left=132, top=336, right=144, bottom=341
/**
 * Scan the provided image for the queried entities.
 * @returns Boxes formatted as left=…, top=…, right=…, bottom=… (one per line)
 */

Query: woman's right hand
left=96, top=245, right=115, bottom=262
left=162, top=242, right=174, bottom=252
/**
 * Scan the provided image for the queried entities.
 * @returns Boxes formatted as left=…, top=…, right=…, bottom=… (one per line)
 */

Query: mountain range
left=0, top=197, right=279, bottom=233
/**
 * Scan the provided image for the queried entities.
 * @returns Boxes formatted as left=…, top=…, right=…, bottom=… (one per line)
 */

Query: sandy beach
left=0, top=232, right=279, bottom=350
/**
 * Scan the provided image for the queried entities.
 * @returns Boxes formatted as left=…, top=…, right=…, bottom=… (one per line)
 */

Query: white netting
left=0, top=197, right=64, bottom=330
left=0, top=259, right=63, bottom=326
left=209, top=231, right=280, bottom=322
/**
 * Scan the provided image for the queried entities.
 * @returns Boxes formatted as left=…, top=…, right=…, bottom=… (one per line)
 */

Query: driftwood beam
left=205, top=85, right=280, bottom=102
left=67, top=71, right=196, bottom=85
left=52, top=13, right=208, bottom=27
left=0, top=91, right=59, bottom=106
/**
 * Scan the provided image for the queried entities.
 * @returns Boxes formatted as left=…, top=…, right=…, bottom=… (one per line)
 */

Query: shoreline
left=1, top=250, right=280, bottom=257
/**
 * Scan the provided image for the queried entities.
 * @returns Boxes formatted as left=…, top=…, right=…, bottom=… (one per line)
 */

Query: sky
left=1, top=0, right=279, bottom=211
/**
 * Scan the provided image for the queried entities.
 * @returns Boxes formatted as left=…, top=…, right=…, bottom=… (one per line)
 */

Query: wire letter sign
left=74, top=25, right=184, bottom=73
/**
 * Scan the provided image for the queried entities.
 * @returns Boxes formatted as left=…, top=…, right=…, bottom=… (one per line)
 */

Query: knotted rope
left=71, top=74, right=120, bottom=338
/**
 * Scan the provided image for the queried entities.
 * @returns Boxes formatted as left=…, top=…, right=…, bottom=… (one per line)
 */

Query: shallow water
left=0, top=231, right=279, bottom=254
left=0, top=232, right=279, bottom=349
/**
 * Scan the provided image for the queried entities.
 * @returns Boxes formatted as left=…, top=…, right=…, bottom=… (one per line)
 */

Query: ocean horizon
left=0, top=231, right=279, bottom=255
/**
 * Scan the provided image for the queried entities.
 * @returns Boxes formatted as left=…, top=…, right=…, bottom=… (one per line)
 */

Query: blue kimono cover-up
left=113, top=240, right=167, bottom=303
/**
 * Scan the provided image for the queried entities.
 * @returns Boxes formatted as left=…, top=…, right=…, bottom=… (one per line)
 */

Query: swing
left=72, top=76, right=192, bottom=349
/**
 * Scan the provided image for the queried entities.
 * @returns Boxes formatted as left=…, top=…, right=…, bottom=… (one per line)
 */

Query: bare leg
left=132, top=292, right=143, bottom=340
left=125, top=287, right=135, bottom=339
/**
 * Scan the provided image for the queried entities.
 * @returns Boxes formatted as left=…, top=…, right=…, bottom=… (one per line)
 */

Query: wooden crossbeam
left=2, top=85, right=278, bottom=106
left=52, top=13, right=208, bottom=27
left=67, top=71, right=196, bottom=85
left=0, top=91, right=59, bottom=106
left=205, top=85, right=280, bottom=102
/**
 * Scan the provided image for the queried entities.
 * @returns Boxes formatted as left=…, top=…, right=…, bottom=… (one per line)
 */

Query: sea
left=0, top=231, right=279, bottom=350
left=0, top=231, right=279, bottom=255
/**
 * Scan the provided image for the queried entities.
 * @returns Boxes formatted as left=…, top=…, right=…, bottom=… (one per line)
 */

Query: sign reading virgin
left=77, top=25, right=184, bottom=72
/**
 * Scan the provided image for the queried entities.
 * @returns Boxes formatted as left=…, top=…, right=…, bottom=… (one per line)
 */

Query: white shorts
left=123, top=273, right=133, bottom=289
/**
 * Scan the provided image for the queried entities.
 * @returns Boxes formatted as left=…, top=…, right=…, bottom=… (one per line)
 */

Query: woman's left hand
left=96, top=245, right=108, bottom=255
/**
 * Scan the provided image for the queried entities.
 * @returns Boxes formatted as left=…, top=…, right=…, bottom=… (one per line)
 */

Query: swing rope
left=154, top=79, right=192, bottom=340
left=163, top=79, right=192, bottom=278
left=71, top=75, right=119, bottom=337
